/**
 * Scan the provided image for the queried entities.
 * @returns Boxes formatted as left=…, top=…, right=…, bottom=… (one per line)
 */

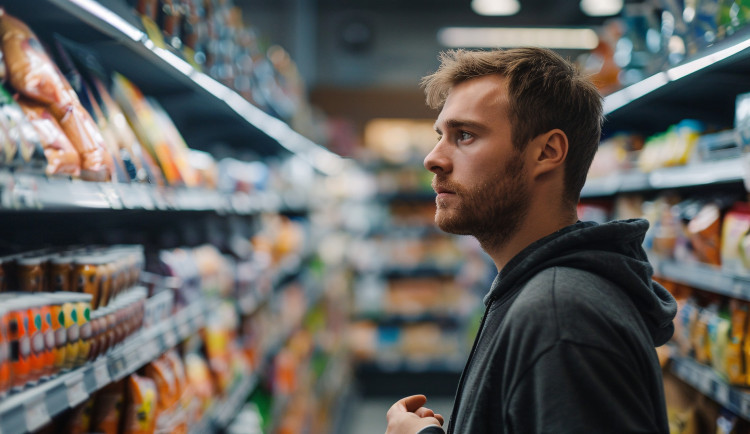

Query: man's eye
left=436, top=135, right=442, bottom=143
left=459, top=131, right=472, bottom=141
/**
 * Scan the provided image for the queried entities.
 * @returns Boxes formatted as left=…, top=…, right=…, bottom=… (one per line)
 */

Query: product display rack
left=1, top=0, right=342, bottom=169
left=580, top=158, right=745, bottom=198
left=0, top=1, right=351, bottom=433
left=603, top=25, right=750, bottom=134
left=587, top=25, right=750, bottom=425
left=670, top=354, right=750, bottom=421
left=0, top=293, right=209, bottom=434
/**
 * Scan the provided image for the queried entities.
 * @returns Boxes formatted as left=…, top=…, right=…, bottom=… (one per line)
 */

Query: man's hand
left=386, top=394, right=445, bottom=434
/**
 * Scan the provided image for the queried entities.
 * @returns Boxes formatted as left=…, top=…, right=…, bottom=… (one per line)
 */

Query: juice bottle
left=0, top=306, right=10, bottom=397
left=46, top=294, right=68, bottom=372
left=37, top=296, right=55, bottom=378
left=4, top=296, right=33, bottom=390
left=18, top=256, right=44, bottom=292
left=73, top=256, right=100, bottom=308
left=75, top=296, right=93, bottom=366
left=49, top=256, right=74, bottom=292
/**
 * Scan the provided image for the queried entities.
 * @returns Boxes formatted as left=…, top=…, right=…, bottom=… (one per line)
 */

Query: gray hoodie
left=429, top=219, right=677, bottom=434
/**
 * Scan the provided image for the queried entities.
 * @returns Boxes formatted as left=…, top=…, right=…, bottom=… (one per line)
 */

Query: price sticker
left=698, top=372, right=712, bottom=394
left=24, top=398, right=50, bottom=432
left=163, top=328, right=177, bottom=349
left=99, top=184, right=123, bottom=209
left=716, top=383, right=730, bottom=405
left=66, top=376, right=88, bottom=407
left=177, top=319, right=190, bottom=338
left=94, top=359, right=110, bottom=388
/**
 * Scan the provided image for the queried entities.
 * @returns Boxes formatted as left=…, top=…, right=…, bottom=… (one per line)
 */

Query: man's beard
left=432, top=156, right=529, bottom=252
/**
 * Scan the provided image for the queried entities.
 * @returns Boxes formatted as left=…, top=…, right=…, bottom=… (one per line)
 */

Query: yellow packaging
left=727, top=299, right=747, bottom=385
left=124, top=373, right=158, bottom=434
left=692, top=307, right=713, bottom=365
left=75, top=301, right=91, bottom=366
left=62, top=300, right=79, bottom=369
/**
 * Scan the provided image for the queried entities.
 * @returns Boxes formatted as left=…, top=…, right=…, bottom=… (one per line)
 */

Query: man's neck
left=484, top=209, right=578, bottom=272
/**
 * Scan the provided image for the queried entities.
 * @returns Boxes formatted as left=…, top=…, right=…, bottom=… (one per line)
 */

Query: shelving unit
left=670, top=355, right=750, bottom=420
left=581, top=158, right=745, bottom=198
left=2, top=0, right=343, bottom=173
left=589, top=23, right=750, bottom=426
left=0, top=1, right=354, bottom=433
left=0, top=295, right=209, bottom=434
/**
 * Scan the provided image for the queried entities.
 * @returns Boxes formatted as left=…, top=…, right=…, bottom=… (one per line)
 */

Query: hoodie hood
left=485, top=218, right=677, bottom=346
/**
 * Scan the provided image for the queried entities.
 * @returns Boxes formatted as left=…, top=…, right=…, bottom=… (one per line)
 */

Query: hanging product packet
left=0, top=84, right=45, bottom=172
left=111, top=73, right=185, bottom=186
left=53, top=37, right=130, bottom=183
left=124, top=373, right=158, bottom=434
left=0, top=10, right=113, bottom=181
left=17, top=96, right=81, bottom=177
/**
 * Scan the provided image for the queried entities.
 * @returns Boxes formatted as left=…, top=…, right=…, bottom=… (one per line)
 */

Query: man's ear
left=530, top=129, right=568, bottom=178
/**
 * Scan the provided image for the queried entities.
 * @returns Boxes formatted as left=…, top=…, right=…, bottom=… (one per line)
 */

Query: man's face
left=424, top=75, right=530, bottom=248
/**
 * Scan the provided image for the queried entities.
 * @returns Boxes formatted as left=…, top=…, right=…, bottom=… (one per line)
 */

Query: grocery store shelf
left=2, top=0, right=343, bottom=174
left=0, top=297, right=211, bottom=434
left=383, top=264, right=461, bottom=279
left=189, top=371, right=261, bottom=434
left=603, top=26, right=750, bottom=133
left=0, top=174, right=289, bottom=214
left=377, top=191, right=436, bottom=203
left=670, top=355, right=750, bottom=421
left=352, top=312, right=463, bottom=327
left=653, top=258, right=750, bottom=302
left=581, top=159, right=744, bottom=198
left=355, top=358, right=465, bottom=375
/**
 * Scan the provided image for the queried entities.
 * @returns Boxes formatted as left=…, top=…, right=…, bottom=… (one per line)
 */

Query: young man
left=385, top=48, right=677, bottom=433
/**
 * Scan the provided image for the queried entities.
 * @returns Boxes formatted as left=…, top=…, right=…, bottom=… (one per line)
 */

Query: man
left=385, top=48, right=677, bottom=433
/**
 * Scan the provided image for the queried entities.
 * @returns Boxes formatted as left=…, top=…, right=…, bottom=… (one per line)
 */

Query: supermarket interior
left=3, top=0, right=750, bottom=433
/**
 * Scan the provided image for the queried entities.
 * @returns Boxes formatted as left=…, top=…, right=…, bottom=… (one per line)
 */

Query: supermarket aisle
left=340, top=393, right=454, bottom=434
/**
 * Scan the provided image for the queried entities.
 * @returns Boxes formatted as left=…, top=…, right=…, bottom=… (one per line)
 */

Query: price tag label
left=99, top=184, right=123, bottom=209
left=24, top=398, right=50, bottom=432
left=94, top=359, right=110, bottom=388
left=699, top=372, right=712, bottom=394
left=716, top=383, right=730, bottom=405
left=177, top=319, right=190, bottom=338
left=66, top=376, right=88, bottom=407
left=163, top=328, right=177, bottom=349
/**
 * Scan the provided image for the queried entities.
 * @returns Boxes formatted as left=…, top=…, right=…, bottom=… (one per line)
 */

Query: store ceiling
left=241, top=0, right=630, bottom=107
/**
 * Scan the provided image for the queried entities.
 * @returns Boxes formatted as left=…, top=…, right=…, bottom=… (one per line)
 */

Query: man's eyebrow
left=435, top=119, right=489, bottom=133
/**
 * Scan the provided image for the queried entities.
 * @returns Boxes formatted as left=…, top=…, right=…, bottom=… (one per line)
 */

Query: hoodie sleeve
left=505, top=341, right=666, bottom=434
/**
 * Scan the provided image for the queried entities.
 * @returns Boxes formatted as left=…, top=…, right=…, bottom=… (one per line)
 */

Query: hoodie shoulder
left=506, top=267, right=659, bottom=354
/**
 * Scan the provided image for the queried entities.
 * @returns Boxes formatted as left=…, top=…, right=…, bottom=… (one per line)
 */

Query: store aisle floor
left=339, top=393, right=454, bottom=434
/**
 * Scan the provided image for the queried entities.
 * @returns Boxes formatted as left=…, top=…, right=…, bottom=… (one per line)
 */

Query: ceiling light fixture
left=471, top=0, right=521, bottom=16
left=580, top=0, right=623, bottom=16
left=438, top=27, right=599, bottom=50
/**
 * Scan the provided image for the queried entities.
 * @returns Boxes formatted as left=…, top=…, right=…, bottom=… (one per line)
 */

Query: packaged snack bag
left=721, top=203, right=750, bottom=275
left=687, top=203, right=723, bottom=266
left=68, top=397, right=94, bottom=434
left=17, top=97, right=80, bottom=177
left=91, top=381, right=125, bottom=434
left=708, top=305, right=731, bottom=378
left=726, top=299, right=747, bottom=385
left=145, top=357, right=178, bottom=413
left=0, top=85, right=45, bottom=171
left=124, top=373, right=158, bottom=434
left=0, top=11, right=111, bottom=180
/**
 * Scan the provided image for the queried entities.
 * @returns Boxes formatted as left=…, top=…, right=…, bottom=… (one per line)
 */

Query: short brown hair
left=421, top=47, right=603, bottom=205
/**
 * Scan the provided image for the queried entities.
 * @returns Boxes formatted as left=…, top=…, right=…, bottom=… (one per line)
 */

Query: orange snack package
left=91, top=381, right=125, bottom=434
left=17, top=97, right=80, bottom=177
left=124, top=373, right=158, bottom=434
left=727, top=299, right=748, bottom=385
